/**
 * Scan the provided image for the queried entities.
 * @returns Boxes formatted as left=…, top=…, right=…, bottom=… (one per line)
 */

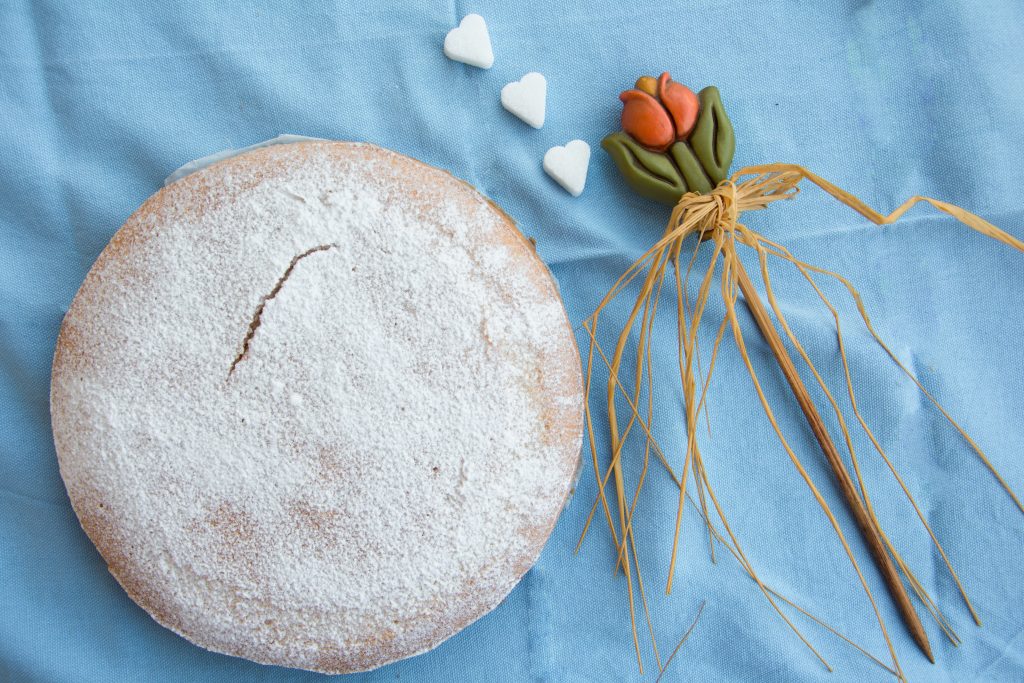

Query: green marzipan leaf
left=602, top=132, right=686, bottom=205
left=669, top=141, right=713, bottom=195
left=690, top=86, right=735, bottom=186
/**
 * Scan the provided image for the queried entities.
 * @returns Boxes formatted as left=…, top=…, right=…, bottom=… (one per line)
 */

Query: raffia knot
left=663, top=170, right=802, bottom=247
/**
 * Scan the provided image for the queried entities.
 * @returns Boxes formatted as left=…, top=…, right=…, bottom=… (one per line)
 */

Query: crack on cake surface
left=227, top=243, right=338, bottom=376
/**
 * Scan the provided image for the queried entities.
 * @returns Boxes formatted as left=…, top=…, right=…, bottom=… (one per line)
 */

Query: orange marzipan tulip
left=620, top=90, right=675, bottom=151
left=658, top=72, right=699, bottom=139
left=619, top=72, right=700, bottom=151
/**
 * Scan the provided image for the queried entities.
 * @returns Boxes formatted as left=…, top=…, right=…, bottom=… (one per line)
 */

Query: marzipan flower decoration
left=603, top=71, right=735, bottom=204
left=620, top=73, right=698, bottom=150
left=583, top=70, right=1024, bottom=679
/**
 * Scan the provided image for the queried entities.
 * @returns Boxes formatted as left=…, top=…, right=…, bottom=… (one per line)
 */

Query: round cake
left=50, top=141, right=583, bottom=673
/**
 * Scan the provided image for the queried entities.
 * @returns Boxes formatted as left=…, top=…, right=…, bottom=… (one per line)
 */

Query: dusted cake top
left=51, top=141, right=583, bottom=674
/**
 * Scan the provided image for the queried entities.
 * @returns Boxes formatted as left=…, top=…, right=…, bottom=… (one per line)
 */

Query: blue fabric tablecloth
left=2, top=2, right=1023, bottom=681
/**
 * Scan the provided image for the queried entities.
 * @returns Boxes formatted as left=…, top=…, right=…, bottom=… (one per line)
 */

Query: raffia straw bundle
left=577, top=162, right=1024, bottom=680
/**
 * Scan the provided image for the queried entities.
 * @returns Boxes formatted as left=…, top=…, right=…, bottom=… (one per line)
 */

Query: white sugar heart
left=543, top=140, right=590, bottom=197
left=443, top=14, right=494, bottom=69
left=501, top=72, right=547, bottom=129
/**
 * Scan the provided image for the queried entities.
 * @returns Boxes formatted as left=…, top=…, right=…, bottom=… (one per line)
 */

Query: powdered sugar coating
left=51, top=142, right=583, bottom=674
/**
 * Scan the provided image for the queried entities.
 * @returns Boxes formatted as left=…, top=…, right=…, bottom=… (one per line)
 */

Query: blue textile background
left=2, top=1, right=1023, bottom=681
